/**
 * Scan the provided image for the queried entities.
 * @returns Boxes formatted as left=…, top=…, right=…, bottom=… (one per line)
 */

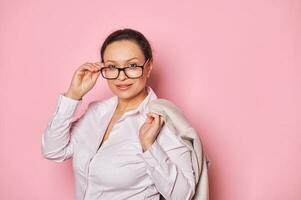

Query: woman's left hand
left=139, top=112, right=165, bottom=152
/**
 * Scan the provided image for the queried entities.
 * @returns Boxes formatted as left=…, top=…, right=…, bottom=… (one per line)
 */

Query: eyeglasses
left=100, top=58, right=149, bottom=80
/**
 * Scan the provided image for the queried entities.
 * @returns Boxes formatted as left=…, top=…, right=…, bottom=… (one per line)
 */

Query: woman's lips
left=116, top=84, right=133, bottom=90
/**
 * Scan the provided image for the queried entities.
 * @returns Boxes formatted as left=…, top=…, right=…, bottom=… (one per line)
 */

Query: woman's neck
left=116, top=87, right=148, bottom=113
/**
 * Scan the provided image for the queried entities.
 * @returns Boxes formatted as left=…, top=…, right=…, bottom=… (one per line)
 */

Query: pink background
left=0, top=0, right=300, bottom=199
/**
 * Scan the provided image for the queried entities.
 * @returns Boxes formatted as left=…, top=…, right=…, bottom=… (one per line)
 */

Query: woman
left=42, top=28, right=196, bottom=200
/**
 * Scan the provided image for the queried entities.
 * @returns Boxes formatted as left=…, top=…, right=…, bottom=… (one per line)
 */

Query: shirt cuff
left=137, top=140, right=169, bottom=171
left=55, top=93, right=82, bottom=117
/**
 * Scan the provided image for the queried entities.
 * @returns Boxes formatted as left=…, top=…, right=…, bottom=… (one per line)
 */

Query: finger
left=78, top=64, right=94, bottom=72
left=97, top=62, right=105, bottom=68
left=147, top=113, right=164, bottom=130
left=147, top=112, right=158, bottom=120
left=91, top=70, right=101, bottom=82
left=145, top=113, right=154, bottom=123
left=90, top=62, right=102, bottom=70
left=149, top=113, right=160, bottom=127
left=82, top=62, right=101, bottom=69
left=84, top=63, right=101, bottom=71
left=94, top=61, right=102, bottom=66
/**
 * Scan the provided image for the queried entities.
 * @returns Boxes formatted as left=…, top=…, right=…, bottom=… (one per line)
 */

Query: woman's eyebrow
left=106, top=57, right=139, bottom=63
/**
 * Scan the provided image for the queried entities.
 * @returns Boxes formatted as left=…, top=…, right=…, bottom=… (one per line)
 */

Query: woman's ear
left=146, top=59, right=153, bottom=78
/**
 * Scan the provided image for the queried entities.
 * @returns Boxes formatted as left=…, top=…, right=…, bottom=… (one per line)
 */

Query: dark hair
left=100, top=28, right=153, bottom=63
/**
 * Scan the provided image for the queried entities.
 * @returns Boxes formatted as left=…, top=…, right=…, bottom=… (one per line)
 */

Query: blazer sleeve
left=137, top=125, right=196, bottom=200
left=41, top=93, right=86, bottom=162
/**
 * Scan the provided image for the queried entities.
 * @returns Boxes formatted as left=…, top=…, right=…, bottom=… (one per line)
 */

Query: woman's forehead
left=105, top=57, right=140, bottom=63
left=103, top=40, right=145, bottom=62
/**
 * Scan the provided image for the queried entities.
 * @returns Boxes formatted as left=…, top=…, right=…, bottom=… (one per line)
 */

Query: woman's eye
left=129, top=63, right=137, bottom=68
left=108, top=65, right=116, bottom=69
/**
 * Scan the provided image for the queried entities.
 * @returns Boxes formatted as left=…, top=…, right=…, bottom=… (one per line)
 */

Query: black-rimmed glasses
left=100, top=58, right=150, bottom=80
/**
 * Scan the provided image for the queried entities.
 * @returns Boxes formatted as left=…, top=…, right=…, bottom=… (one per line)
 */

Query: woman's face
left=102, top=40, right=152, bottom=100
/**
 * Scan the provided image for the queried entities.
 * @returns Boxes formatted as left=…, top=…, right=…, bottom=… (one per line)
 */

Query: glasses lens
left=102, top=67, right=118, bottom=79
left=125, top=67, right=143, bottom=78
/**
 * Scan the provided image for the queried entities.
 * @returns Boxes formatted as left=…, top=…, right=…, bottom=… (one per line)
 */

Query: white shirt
left=41, top=86, right=195, bottom=200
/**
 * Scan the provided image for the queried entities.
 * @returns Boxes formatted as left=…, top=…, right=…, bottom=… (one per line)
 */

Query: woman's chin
left=116, top=93, right=133, bottom=100
left=113, top=88, right=136, bottom=99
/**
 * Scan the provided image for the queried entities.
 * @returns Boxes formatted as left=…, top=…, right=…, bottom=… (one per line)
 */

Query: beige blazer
left=148, top=98, right=211, bottom=200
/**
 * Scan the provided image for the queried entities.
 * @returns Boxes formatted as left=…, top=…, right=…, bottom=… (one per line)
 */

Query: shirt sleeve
left=41, top=93, right=84, bottom=162
left=137, top=131, right=196, bottom=200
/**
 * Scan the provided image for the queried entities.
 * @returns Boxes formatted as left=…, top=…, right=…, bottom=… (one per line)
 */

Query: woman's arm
left=137, top=128, right=196, bottom=200
left=41, top=93, right=85, bottom=162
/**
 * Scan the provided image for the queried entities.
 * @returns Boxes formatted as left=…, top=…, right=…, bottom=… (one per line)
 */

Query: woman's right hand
left=65, top=62, right=103, bottom=100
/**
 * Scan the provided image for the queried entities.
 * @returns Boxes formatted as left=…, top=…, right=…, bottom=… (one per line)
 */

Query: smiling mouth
left=116, top=84, right=133, bottom=90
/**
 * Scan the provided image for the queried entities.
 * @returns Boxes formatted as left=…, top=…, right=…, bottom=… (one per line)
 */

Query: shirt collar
left=112, top=86, right=157, bottom=122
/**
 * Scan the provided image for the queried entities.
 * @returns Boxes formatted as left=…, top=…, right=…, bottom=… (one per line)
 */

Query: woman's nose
left=117, top=70, right=127, bottom=81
